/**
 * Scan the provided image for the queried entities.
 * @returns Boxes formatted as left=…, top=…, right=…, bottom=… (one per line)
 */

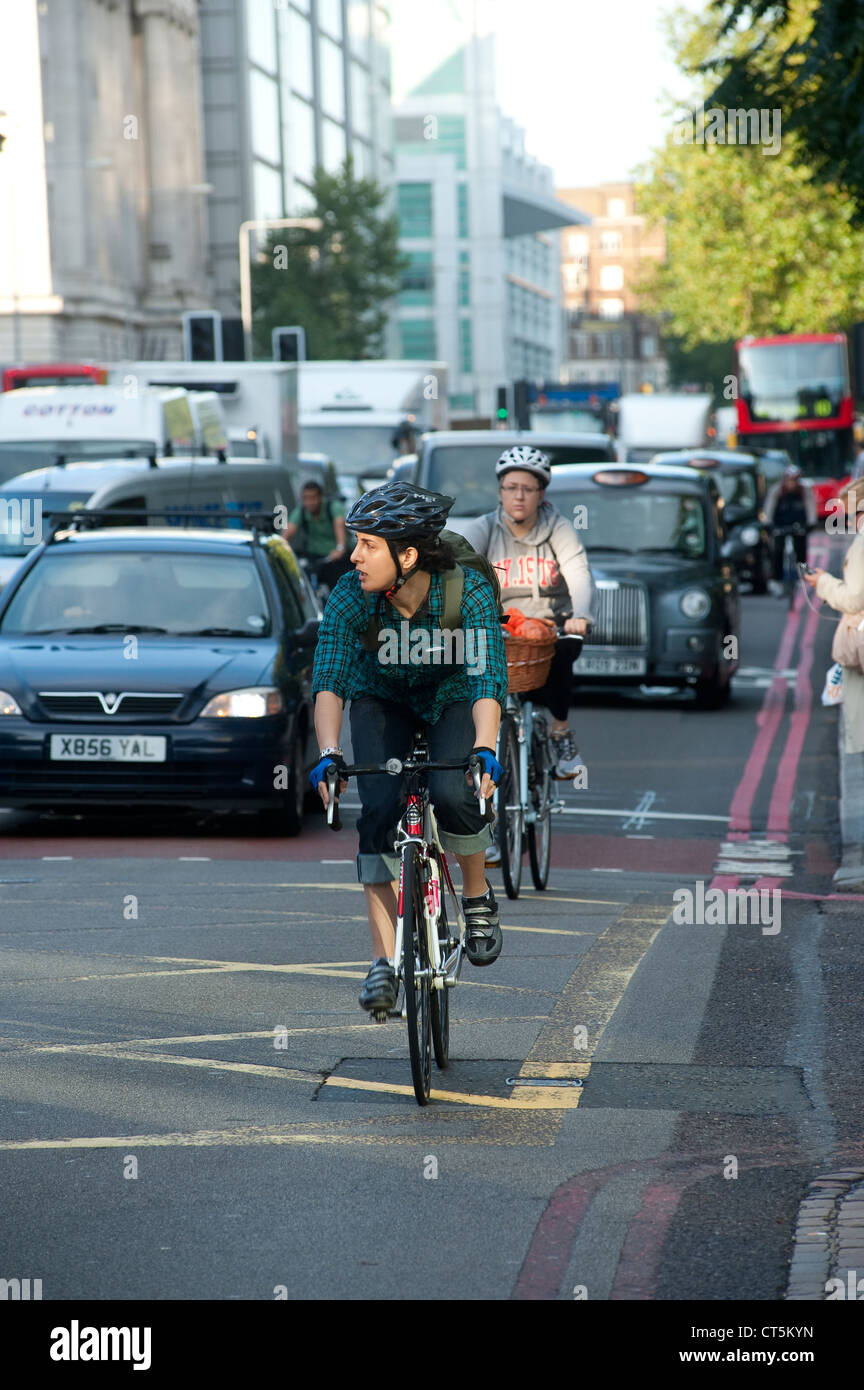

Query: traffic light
left=513, top=379, right=530, bottom=430
left=496, top=385, right=509, bottom=424
left=272, top=326, right=307, bottom=363
left=182, top=311, right=222, bottom=362
left=221, top=316, right=246, bottom=361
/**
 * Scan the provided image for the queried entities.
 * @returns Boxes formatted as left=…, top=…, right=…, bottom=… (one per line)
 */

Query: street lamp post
left=238, top=217, right=323, bottom=362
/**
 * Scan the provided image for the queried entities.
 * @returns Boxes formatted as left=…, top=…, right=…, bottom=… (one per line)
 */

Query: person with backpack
left=281, top=479, right=349, bottom=592
left=308, top=480, right=509, bottom=1014
left=461, top=445, right=594, bottom=781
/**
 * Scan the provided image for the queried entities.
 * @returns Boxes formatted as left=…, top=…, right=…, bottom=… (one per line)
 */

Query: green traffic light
left=496, top=408, right=508, bottom=419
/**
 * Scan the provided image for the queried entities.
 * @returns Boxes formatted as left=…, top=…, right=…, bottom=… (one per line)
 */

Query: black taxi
left=652, top=449, right=773, bottom=592
left=546, top=463, right=740, bottom=707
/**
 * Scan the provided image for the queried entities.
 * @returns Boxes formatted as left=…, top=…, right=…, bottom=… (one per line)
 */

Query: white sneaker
left=485, top=842, right=502, bottom=867
left=550, top=728, right=585, bottom=781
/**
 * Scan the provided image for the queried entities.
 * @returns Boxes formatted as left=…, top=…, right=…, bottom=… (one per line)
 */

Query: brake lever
left=325, top=766, right=342, bottom=831
left=468, top=754, right=485, bottom=817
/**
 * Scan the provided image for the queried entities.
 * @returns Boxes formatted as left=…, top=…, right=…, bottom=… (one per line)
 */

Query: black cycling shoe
left=359, top=957, right=397, bottom=1012
left=462, top=880, right=503, bottom=966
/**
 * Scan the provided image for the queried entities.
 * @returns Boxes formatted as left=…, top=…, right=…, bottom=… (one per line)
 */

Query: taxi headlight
left=200, top=687, right=283, bottom=718
left=740, top=525, right=760, bottom=546
left=680, top=589, right=711, bottom=620
left=0, top=690, right=23, bottom=716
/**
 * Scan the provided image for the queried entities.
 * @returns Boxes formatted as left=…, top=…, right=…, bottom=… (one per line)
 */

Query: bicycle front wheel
left=401, top=844, right=432, bottom=1105
left=496, top=714, right=523, bottom=899
left=527, top=730, right=552, bottom=890
left=430, top=865, right=450, bottom=1070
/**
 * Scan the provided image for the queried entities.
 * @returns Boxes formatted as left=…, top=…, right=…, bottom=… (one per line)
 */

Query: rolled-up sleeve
left=459, top=570, right=508, bottom=709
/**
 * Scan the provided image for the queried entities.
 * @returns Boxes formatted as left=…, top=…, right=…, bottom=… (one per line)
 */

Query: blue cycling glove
left=308, top=753, right=348, bottom=794
left=471, top=746, right=503, bottom=783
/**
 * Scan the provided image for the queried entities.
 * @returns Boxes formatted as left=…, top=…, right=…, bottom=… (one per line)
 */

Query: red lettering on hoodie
left=495, top=557, right=513, bottom=587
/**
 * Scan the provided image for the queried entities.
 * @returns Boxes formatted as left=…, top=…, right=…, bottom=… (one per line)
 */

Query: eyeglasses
left=500, top=484, right=541, bottom=495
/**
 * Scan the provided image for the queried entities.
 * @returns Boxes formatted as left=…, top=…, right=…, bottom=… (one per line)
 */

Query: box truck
left=298, top=360, right=448, bottom=477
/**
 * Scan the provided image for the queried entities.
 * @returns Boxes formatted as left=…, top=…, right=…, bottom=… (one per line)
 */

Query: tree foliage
left=704, top=0, right=864, bottom=217
left=636, top=2, right=864, bottom=346
left=250, top=156, right=409, bottom=359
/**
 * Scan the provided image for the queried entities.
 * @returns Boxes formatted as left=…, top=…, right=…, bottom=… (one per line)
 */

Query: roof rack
left=45, top=507, right=279, bottom=544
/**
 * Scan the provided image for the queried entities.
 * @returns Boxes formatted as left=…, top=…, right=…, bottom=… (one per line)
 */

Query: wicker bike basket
left=505, top=632, right=557, bottom=693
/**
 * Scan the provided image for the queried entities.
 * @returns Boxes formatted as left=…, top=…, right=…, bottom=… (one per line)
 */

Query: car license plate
left=577, top=655, right=647, bottom=676
left=49, top=734, right=167, bottom=763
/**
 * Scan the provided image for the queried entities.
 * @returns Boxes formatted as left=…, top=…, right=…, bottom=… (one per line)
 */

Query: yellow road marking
left=320, top=1074, right=584, bottom=1109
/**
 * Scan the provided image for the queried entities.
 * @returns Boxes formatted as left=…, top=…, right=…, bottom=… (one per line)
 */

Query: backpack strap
left=441, top=565, right=465, bottom=632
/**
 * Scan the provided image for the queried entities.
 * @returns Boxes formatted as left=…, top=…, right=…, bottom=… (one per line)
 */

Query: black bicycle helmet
left=345, top=480, right=454, bottom=539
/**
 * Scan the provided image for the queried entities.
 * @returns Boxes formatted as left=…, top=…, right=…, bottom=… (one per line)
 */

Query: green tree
left=250, top=156, right=409, bottom=359
left=704, top=0, right=864, bottom=218
left=636, top=3, right=864, bottom=346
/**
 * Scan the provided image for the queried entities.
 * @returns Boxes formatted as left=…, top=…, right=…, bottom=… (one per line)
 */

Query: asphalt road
left=2, top=540, right=862, bottom=1302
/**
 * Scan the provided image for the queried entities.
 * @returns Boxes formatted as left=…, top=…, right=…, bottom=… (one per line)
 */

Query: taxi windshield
left=549, top=488, right=708, bottom=558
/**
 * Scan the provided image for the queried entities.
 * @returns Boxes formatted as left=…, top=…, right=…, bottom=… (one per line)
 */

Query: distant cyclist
left=308, top=480, right=509, bottom=1015
left=461, top=445, right=594, bottom=780
left=765, top=465, right=815, bottom=593
left=281, top=480, right=349, bottom=592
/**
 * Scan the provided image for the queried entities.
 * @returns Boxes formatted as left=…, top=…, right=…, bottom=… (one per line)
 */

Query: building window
left=397, top=182, right=432, bottom=238
left=291, top=96, right=316, bottom=186
left=606, top=196, right=626, bottom=218
left=641, top=334, right=657, bottom=358
left=322, top=118, right=347, bottom=172
left=318, top=0, right=344, bottom=40
left=319, top=36, right=346, bottom=122
left=250, top=69, right=281, bottom=164
left=246, top=0, right=277, bottom=72
left=599, top=298, right=624, bottom=319
left=399, top=319, right=437, bottom=359
left=253, top=160, right=284, bottom=220
left=568, top=232, right=588, bottom=258
left=350, top=62, right=371, bottom=138
left=600, top=230, right=622, bottom=253
left=459, top=250, right=470, bottom=307
left=400, top=251, right=434, bottom=306
left=599, top=264, right=623, bottom=291
left=449, top=391, right=476, bottom=412
left=459, top=319, right=473, bottom=374
left=285, top=7, right=313, bottom=100
left=457, top=183, right=469, bottom=239
left=351, top=138, right=371, bottom=177
left=347, top=0, right=370, bottom=60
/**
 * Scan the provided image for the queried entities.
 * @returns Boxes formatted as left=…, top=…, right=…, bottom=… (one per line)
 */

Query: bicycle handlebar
left=324, top=753, right=486, bottom=829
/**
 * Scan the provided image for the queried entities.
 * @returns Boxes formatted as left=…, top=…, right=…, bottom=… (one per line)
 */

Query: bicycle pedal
left=370, top=1008, right=389, bottom=1025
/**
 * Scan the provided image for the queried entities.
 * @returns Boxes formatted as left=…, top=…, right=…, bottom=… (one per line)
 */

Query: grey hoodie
left=462, top=502, right=594, bottom=625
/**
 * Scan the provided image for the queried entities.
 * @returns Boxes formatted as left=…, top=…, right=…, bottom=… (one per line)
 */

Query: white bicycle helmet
left=495, top=445, right=552, bottom=486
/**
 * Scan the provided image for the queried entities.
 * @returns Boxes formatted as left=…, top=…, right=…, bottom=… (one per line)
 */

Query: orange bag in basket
left=520, top=618, right=555, bottom=641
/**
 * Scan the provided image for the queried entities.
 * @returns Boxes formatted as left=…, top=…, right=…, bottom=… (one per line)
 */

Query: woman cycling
left=308, top=480, right=509, bottom=1015
left=461, top=445, right=594, bottom=780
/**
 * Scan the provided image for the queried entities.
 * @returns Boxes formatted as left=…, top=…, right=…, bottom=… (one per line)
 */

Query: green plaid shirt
left=312, top=568, right=507, bottom=723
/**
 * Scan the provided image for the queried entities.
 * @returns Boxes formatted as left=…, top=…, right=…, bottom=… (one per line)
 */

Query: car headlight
left=740, top=525, right=760, bottom=546
left=0, top=689, right=23, bottom=716
left=680, top=589, right=711, bottom=620
left=199, top=687, right=284, bottom=718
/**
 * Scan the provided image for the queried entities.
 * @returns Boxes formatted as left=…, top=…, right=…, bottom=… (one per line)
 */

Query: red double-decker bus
left=1, top=362, right=107, bottom=392
left=734, top=332, right=855, bottom=515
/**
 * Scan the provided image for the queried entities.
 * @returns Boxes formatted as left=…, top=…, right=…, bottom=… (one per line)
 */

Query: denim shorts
left=348, top=695, right=494, bottom=884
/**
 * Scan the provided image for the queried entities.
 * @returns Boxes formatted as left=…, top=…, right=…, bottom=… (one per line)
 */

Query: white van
left=0, top=459, right=297, bottom=591
left=0, top=385, right=197, bottom=485
left=188, top=391, right=229, bottom=457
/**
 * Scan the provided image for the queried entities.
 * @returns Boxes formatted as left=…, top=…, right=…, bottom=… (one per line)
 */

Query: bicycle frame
left=497, top=692, right=561, bottom=828
left=392, top=797, right=466, bottom=999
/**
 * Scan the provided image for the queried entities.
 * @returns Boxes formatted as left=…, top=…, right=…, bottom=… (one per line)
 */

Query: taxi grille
left=587, top=583, right=648, bottom=647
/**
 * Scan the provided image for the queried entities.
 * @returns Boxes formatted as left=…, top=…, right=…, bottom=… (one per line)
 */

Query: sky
left=390, top=0, right=708, bottom=188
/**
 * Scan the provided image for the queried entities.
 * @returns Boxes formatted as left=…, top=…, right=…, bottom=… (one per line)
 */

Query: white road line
left=622, top=790, right=656, bottom=831
left=556, top=807, right=729, bottom=823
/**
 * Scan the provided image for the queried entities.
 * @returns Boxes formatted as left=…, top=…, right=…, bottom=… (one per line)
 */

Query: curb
left=786, top=1171, right=864, bottom=1299
left=832, top=708, right=864, bottom=891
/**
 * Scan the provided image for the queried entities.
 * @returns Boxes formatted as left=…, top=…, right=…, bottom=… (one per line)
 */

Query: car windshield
left=0, top=550, right=272, bottom=636
left=549, top=488, right=708, bottom=558
left=425, top=444, right=612, bottom=517
left=301, top=426, right=398, bottom=476
left=0, top=440, right=157, bottom=486
left=0, top=492, right=89, bottom=557
left=692, top=469, right=758, bottom=510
